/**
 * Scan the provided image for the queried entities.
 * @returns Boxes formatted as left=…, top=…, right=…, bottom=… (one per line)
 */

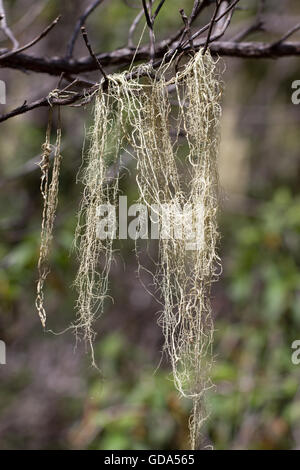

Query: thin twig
left=11, top=0, right=49, bottom=37
left=141, top=0, right=152, bottom=29
left=213, top=1, right=230, bottom=36
left=80, top=25, right=108, bottom=83
left=203, top=0, right=221, bottom=54
left=190, top=0, right=215, bottom=25
left=230, top=0, right=265, bottom=43
left=190, top=0, right=201, bottom=24
left=66, top=0, right=104, bottom=59
left=258, top=0, right=266, bottom=17
left=176, top=0, right=213, bottom=49
left=0, top=15, right=61, bottom=61
left=271, top=22, right=300, bottom=48
left=153, top=0, right=167, bottom=21
left=0, top=84, right=97, bottom=124
left=230, top=19, right=263, bottom=42
left=142, top=0, right=155, bottom=61
left=179, top=9, right=194, bottom=50
left=203, top=1, right=235, bottom=47
left=182, top=0, right=241, bottom=47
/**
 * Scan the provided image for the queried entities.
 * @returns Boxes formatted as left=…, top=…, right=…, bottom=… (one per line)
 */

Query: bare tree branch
left=230, top=19, right=264, bottom=42
left=271, top=22, right=300, bottom=48
left=0, top=84, right=97, bottom=124
left=1, top=38, right=300, bottom=80
left=1, top=0, right=300, bottom=125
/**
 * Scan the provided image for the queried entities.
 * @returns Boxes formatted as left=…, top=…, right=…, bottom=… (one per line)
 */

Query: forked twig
left=142, top=0, right=167, bottom=62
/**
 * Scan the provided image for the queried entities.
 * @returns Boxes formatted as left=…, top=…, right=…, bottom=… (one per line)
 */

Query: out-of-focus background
left=0, top=0, right=300, bottom=450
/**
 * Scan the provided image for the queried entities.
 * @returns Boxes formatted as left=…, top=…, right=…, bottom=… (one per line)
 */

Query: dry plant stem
left=36, top=107, right=62, bottom=327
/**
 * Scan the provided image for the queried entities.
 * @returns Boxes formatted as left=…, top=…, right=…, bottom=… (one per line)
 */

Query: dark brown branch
left=0, top=0, right=300, bottom=128
left=203, top=0, right=221, bottom=54
left=0, top=84, right=97, bottom=124
left=1, top=39, right=300, bottom=80
left=141, top=0, right=167, bottom=62
left=142, top=0, right=155, bottom=61
left=2, top=38, right=300, bottom=124
left=153, top=0, right=167, bottom=21
left=141, top=0, right=152, bottom=29
left=209, top=39, right=300, bottom=57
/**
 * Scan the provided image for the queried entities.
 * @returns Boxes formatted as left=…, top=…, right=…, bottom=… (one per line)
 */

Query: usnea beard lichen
left=73, top=82, right=124, bottom=362
left=36, top=107, right=62, bottom=328
left=122, top=51, right=222, bottom=449
left=38, top=49, right=222, bottom=448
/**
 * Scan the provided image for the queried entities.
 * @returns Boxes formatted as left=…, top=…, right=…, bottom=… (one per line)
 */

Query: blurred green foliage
left=69, top=333, right=191, bottom=450
left=1, top=0, right=300, bottom=451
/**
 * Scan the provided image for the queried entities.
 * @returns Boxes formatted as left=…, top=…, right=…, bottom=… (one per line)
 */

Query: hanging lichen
left=73, top=81, right=124, bottom=363
left=37, top=49, right=222, bottom=449
left=119, top=50, right=222, bottom=449
left=36, top=107, right=62, bottom=328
